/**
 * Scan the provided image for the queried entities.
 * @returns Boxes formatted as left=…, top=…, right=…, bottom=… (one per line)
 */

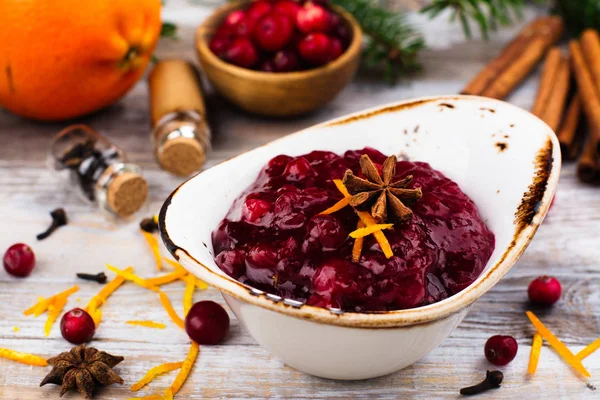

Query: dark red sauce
left=212, top=148, right=495, bottom=312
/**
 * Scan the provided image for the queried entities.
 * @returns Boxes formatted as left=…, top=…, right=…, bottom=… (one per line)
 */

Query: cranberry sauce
left=211, top=148, right=495, bottom=312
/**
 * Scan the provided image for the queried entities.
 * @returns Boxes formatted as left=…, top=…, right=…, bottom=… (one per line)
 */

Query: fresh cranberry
left=528, top=276, right=562, bottom=306
left=209, top=36, right=232, bottom=59
left=296, top=3, right=331, bottom=34
left=297, top=33, right=331, bottom=65
left=246, top=0, right=273, bottom=21
left=235, top=17, right=258, bottom=38
left=484, top=335, right=518, bottom=366
left=185, top=301, right=230, bottom=345
left=328, top=12, right=340, bottom=32
left=272, top=49, right=299, bottom=72
left=334, top=23, right=351, bottom=47
left=224, top=10, right=246, bottom=28
left=304, top=214, right=347, bottom=251
left=260, top=60, right=275, bottom=72
left=226, top=38, right=259, bottom=68
left=242, top=198, right=272, bottom=222
left=282, top=157, right=314, bottom=181
left=214, top=25, right=236, bottom=40
left=60, top=308, right=96, bottom=344
left=328, top=37, right=343, bottom=61
left=273, top=0, right=302, bottom=19
left=253, top=13, right=294, bottom=52
left=3, top=243, right=35, bottom=277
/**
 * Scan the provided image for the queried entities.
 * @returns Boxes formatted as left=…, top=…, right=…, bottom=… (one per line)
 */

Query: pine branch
left=420, top=0, right=527, bottom=39
left=332, top=0, right=425, bottom=82
left=554, top=0, right=600, bottom=35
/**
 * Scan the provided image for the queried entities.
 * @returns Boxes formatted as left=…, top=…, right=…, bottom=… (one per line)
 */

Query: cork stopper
left=106, top=172, right=148, bottom=217
left=157, top=136, right=206, bottom=177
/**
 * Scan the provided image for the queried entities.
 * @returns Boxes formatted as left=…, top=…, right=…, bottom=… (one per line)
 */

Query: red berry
left=334, top=23, right=351, bottom=47
left=209, top=36, right=232, bottom=58
left=246, top=0, right=272, bottom=21
left=283, top=157, right=314, bottom=181
left=185, top=301, right=230, bottom=344
left=3, top=243, right=35, bottom=277
left=60, top=308, right=96, bottom=344
left=224, top=10, right=246, bottom=28
left=296, top=3, right=331, bottom=34
left=484, top=335, right=518, bottom=366
left=328, top=37, right=343, bottom=61
left=226, top=38, right=259, bottom=68
left=242, top=198, right=272, bottom=222
left=273, top=0, right=302, bottom=19
left=272, top=49, right=299, bottom=72
left=297, top=33, right=331, bottom=65
left=260, top=60, right=275, bottom=72
left=235, top=18, right=257, bottom=38
left=328, top=12, right=341, bottom=32
left=253, top=13, right=294, bottom=52
left=214, top=25, right=236, bottom=40
left=528, top=276, right=562, bottom=306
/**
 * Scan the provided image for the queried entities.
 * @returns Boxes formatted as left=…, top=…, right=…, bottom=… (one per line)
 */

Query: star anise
left=342, top=154, right=422, bottom=224
left=40, top=346, right=124, bottom=399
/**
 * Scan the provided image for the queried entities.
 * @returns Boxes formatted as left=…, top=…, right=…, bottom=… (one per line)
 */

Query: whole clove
left=36, top=208, right=68, bottom=240
left=76, top=272, right=108, bottom=284
left=460, top=370, right=504, bottom=396
left=140, top=217, right=159, bottom=233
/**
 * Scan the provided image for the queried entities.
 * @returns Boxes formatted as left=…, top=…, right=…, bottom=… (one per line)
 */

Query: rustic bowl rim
left=195, top=0, right=363, bottom=80
left=159, top=95, right=561, bottom=329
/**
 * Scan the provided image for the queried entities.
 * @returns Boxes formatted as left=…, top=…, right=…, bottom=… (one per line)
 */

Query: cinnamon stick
left=462, top=17, right=563, bottom=96
left=569, top=40, right=600, bottom=156
left=477, top=17, right=563, bottom=100
left=531, top=48, right=562, bottom=117
left=577, top=135, right=600, bottom=184
left=580, top=30, right=600, bottom=154
left=557, top=95, right=584, bottom=160
left=542, top=56, right=570, bottom=132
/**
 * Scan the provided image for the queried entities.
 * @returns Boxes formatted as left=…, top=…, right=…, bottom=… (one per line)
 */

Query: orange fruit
left=0, top=0, right=162, bottom=121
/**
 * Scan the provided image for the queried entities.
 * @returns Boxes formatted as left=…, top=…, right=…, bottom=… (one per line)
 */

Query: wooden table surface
left=2, top=2, right=600, bottom=399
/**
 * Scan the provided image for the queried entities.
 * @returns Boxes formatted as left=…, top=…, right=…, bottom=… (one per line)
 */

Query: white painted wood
left=1, top=1, right=598, bottom=398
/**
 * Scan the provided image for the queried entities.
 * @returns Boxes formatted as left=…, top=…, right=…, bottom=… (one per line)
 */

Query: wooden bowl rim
left=195, top=0, right=363, bottom=81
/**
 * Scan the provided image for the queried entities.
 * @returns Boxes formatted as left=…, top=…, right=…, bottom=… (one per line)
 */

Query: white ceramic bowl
left=159, top=95, right=561, bottom=380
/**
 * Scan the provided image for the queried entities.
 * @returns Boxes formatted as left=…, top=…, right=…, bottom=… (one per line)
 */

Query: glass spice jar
left=148, top=59, right=211, bottom=177
left=49, top=124, right=149, bottom=218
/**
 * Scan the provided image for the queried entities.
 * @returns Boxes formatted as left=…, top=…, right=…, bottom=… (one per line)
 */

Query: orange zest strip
left=0, top=348, right=47, bottom=366
left=126, top=320, right=167, bottom=329
left=349, top=223, right=394, bottom=239
left=526, top=311, right=591, bottom=377
left=44, top=295, right=68, bottom=336
left=146, top=269, right=188, bottom=286
left=87, top=267, right=133, bottom=312
left=141, top=230, right=163, bottom=271
left=106, top=264, right=159, bottom=292
left=91, top=308, right=102, bottom=327
left=159, top=291, right=185, bottom=330
left=352, top=220, right=365, bottom=263
left=168, top=341, right=199, bottom=396
left=356, top=211, right=394, bottom=259
left=331, top=179, right=394, bottom=259
left=577, top=338, right=600, bottom=361
left=130, top=361, right=183, bottom=391
left=528, top=333, right=543, bottom=374
left=24, top=285, right=79, bottom=317
left=164, top=258, right=186, bottom=272
left=320, top=198, right=349, bottom=215
left=183, top=275, right=196, bottom=316
left=333, top=179, right=351, bottom=197
left=193, top=278, right=209, bottom=290
left=164, top=389, right=174, bottom=400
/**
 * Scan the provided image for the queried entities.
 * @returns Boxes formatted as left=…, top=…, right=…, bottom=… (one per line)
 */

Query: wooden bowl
left=195, top=1, right=363, bottom=117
